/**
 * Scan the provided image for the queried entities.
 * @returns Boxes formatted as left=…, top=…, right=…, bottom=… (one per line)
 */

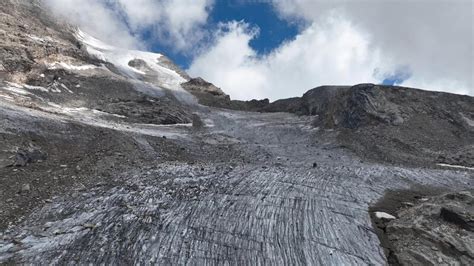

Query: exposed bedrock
left=371, top=189, right=474, bottom=265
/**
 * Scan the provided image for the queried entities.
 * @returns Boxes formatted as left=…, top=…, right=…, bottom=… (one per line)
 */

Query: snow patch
left=3, top=82, right=32, bottom=95
left=75, top=29, right=196, bottom=105
left=0, top=94, right=14, bottom=100
left=460, top=113, right=474, bottom=127
left=24, top=84, right=49, bottom=92
left=27, top=34, right=45, bottom=43
left=92, top=109, right=126, bottom=118
left=36, top=102, right=188, bottom=139
left=46, top=103, right=124, bottom=118
left=59, top=83, right=74, bottom=94
left=27, top=34, right=59, bottom=44
left=437, top=163, right=474, bottom=171
left=374, top=211, right=396, bottom=220
left=48, top=62, right=98, bottom=71
left=5, top=82, right=63, bottom=94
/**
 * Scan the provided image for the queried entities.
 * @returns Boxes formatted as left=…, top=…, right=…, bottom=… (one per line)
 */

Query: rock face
left=297, top=84, right=473, bottom=130
left=181, top=77, right=230, bottom=103
left=0, top=0, right=193, bottom=126
left=330, top=85, right=474, bottom=167
left=0, top=1, right=473, bottom=265
left=181, top=77, right=273, bottom=111
left=371, top=190, right=474, bottom=265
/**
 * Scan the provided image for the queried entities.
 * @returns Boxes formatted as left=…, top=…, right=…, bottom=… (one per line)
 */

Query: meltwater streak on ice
left=74, top=29, right=197, bottom=105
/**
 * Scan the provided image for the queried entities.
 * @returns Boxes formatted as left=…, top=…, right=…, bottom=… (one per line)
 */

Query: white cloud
left=188, top=21, right=269, bottom=100
left=44, top=0, right=140, bottom=49
left=190, top=0, right=473, bottom=100
left=272, top=0, right=473, bottom=96
left=114, top=0, right=213, bottom=51
left=189, top=16, right=384, bottom=100
left=44, top=0, right=214, bottom=51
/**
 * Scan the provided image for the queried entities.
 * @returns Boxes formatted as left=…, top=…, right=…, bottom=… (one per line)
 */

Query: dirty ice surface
left=0, top=109, right=472, bottom=265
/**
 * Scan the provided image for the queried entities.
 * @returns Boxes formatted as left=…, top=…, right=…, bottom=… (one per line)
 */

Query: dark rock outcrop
left=260, top=83, right=472, bottom=130
left=181, top=77, right=230, bottom=103
left=372, top=189, right=474, bottom=265
left=11, top=146, right=47, bottom=167
left=181, top=77, right=272, bottom=111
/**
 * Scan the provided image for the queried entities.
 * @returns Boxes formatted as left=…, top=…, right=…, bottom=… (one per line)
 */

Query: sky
left=44, top=0, right=473, bottom=101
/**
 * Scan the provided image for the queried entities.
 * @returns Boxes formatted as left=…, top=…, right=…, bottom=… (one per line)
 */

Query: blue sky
left=142, top=0, right=407, bottom=87
left=146, top=0, right=300, bottom=70
left=201, top=1, right=300, bottom=63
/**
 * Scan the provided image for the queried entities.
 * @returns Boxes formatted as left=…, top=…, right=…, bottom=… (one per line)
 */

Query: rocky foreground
left=371, top=188, right=474, bottom=265
left=0, top=0, right=473, bottom=265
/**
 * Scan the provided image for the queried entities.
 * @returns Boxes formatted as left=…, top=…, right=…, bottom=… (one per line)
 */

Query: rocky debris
left=96, top=96, right=192, bottom=125
left=20, top=183, right=31, bottom=193
left=437, top=147, right=474, bottom=168
left=440, top=194, right=474, bottom=231
left=371, top=189, right=474, bottom=265
left=191, top=113, right=204, bottom=128
left=128, top=58, right=148, bottom=69
left=9, top=146, right=47, bottom=167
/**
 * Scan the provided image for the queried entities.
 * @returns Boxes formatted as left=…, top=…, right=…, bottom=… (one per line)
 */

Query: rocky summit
left=0, top=1, right=473, bottom=265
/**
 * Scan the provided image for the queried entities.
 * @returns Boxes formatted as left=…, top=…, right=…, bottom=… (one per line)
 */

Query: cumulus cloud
left=189, top=15, right=385, bottom=100
left=189, top=0, right=472, bottom=100
left=44, top=0, right=214, bottom=51
left=44, top=0, right=140, bottom=48
left=188, top=21, right=269, bottom=100
left=272, top=0, right=473, bottom=95
left=113, top=0, right=213, bottom=51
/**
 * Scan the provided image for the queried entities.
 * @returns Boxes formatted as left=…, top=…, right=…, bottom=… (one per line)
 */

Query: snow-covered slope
left=75, top=29, right=194, bottom=102
left=0, top=14, right=197, bottom=128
